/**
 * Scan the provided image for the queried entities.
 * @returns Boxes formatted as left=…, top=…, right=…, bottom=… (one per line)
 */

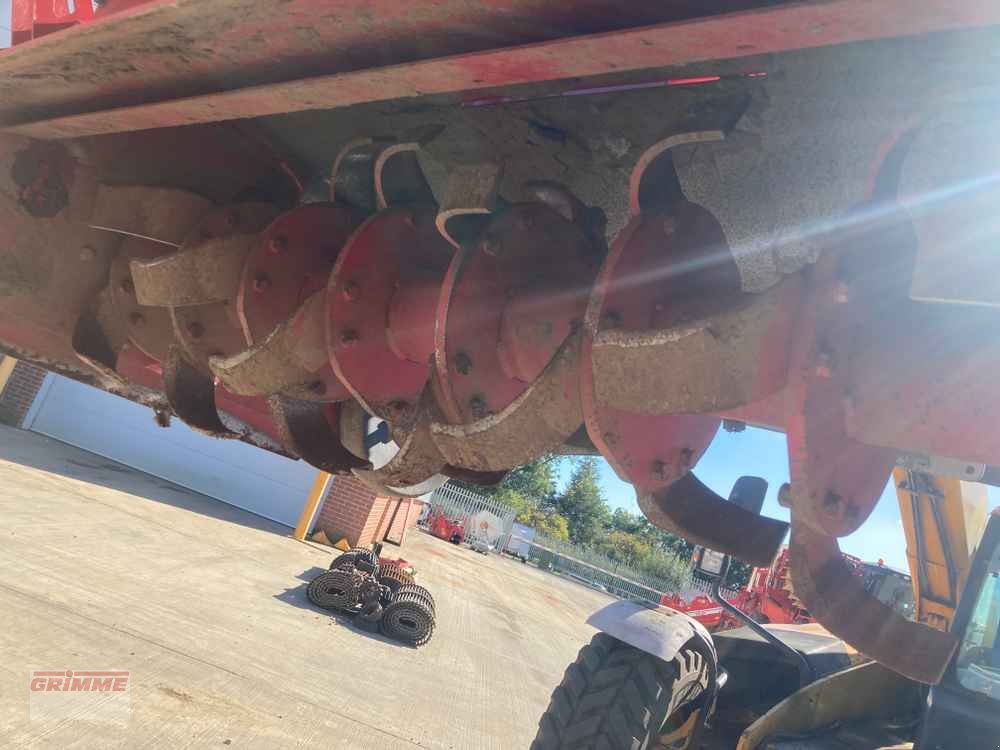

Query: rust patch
left=11, top=142, right=72, bottom=217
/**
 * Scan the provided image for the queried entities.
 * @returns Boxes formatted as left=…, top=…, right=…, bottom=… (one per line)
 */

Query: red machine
left=667, top=549, right=912, bottom=632
left=724, top=549, right=814, bottom=628
left=425, top=506, right=467, bottom=545
left=2, top=0, right=999, bottom=685
left=660, top=592, right=729, bottom=631
left=662, top=549, right=818, bottom=631
left=8, top=0, right=94, bottom=46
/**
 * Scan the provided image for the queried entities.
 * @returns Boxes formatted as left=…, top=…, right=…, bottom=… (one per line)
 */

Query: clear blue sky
left=556, top=426, right=1000, bottom=570
left=2, top=0, right=11, bottom=48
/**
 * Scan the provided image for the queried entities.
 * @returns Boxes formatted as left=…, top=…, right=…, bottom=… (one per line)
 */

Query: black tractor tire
left=530, top=633, right=711, bottom=750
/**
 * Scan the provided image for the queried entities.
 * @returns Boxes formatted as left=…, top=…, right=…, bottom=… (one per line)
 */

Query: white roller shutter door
left=25, top=374, right=316, bottom=527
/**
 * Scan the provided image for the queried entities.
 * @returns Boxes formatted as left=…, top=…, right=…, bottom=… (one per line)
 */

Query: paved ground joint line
left=0, top=580, right=425, bottom=747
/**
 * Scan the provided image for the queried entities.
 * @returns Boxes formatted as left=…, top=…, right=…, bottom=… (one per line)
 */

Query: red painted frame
left=3, top=1, right=1000, bottom=139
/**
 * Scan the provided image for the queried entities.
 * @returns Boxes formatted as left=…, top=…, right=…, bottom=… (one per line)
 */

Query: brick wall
left=0, top=358, right=47, bottom=427
left=384, top=496, right=423, bottom=544
left=314, top=475, right=423, bottom=548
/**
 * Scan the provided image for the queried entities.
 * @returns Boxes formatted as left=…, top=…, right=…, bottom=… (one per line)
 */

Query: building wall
left=315, top=475, right=423, bottom=548
left=0, top=358, right=47, bottom=427
left=1, top=355, right=423, bottom=546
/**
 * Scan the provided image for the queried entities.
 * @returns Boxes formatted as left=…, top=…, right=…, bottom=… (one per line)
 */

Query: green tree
left=607, top=508, right=695, bottom=561
left=637, top=548, right=693, bottom=591
left=608, top=507, right=644, bottom=535
left=653, top=528, right=695, bottom=559
left=493, top=485, right=533, bottom=521
left=448, top=456, right=567, bottom=534
left=554, top=457, right=610, bottom=545
left=501, top=456, right=558, bottom=501
left=598, top=530, right=652, bottom=566
left=451, top=456, right=558, bottom=505
left=485, top=456, right=561, bottom=524
left=521, top=507, right=570, bottom=541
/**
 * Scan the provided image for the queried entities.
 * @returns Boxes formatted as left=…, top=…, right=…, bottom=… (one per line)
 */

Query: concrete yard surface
left=0, top=426, right=614, bottom=749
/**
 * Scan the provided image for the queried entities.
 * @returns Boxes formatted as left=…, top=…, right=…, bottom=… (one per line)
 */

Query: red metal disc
left=215, top=387, right=284, bottom=444
left=434, top=202, right=597, bottom=424
left=781, top=138, right=920, bottom=537
left=783, top=214, right=898, bottom=539
left=110, top=238, right=176, bottom=364
left=235, top=202, right=362, bottom=402
left=590, top=407, right=720, bottom=493
left=327, top=206, right=453, bottom=419
left=168, top=203, right=278, bottom=372
left=115, top=344, right=164, bottom=390
left=579, top=202, right=737, bottom=491
left=237, top=202, right=363, bottom=344
left=600, top=202, right=738, bottom=331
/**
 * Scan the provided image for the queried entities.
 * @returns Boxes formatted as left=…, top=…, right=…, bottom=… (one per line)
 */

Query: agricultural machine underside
left=2, top=9, right=1000, bottom=686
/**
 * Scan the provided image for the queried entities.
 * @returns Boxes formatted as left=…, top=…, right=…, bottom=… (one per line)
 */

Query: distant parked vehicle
left=425, top=505, right=467, bottom=545
left=468, top=535, right=491, bottom=555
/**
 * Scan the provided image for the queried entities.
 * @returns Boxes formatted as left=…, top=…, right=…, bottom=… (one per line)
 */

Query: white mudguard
left=587, top=599, right=717, bottom=665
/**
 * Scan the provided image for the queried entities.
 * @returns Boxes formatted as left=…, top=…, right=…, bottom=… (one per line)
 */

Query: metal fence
left=423, top=482, right=517, bottom=548
left=683, top=575, right=742, bottom=601
left=514, top=532, right=742, bottom=605
left=423, top=482, right=741, bottom=606
left=515, top=532, right=681, bottom=603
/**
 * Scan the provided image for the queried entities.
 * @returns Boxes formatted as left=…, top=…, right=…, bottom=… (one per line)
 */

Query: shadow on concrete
left=295, top=565, right=330, bottom=582
left=275, top=574, right=414, bottom=649
left=0, top=425, right=290, bottom=535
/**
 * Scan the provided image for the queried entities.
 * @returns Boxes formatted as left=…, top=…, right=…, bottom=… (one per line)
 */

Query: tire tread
left=530, top=634, right=703, bottom=750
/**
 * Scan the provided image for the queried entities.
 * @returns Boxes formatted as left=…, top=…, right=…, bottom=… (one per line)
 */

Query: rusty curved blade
left=162, top=346, right=238, bottom=438
left=337, top=398, right=368, bottom=461
left=524, top=181, right=607, bottom=251
left=329, top=136, right=392, bottom=211
left=430, top=332, right=584, bottom=472
left=784, top=255, right=900, bottom=539
left=524, top=181, right=592, bottom=225
left=433, top=162, right=501, bottom=248
left=373, top=142, right=435, bottom=210
left=442, top=466, right=508, bottom=486
left=590, top=278, right=800, bottom=415
left=90, top=185, right=213, bottom=245
left=130, top=201, right=276, bottom=307
left=72, top=309, right=125, bottom=386
left=629, top=131, right=724, bottom=216
left=353, top=417, right=446, bottom=491
left=788, top=515, right=958, bottom=684
left=109, top=252, right=176, bottom=364
left=131, top=234, right=257, bottom=307
left=267, top=396, right=369, bottom=474
left=353, top=467, right=448, bottom=499
left=637, top=472, right=789, bottom=568
left=210, top=292, right=328, bottom=396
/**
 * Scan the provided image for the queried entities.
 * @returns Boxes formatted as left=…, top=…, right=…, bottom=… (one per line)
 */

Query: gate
left=424, top=482, right=517, bottom=549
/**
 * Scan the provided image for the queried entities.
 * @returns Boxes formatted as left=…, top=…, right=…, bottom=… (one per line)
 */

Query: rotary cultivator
left=3, top=0, right=1000, bottom=691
